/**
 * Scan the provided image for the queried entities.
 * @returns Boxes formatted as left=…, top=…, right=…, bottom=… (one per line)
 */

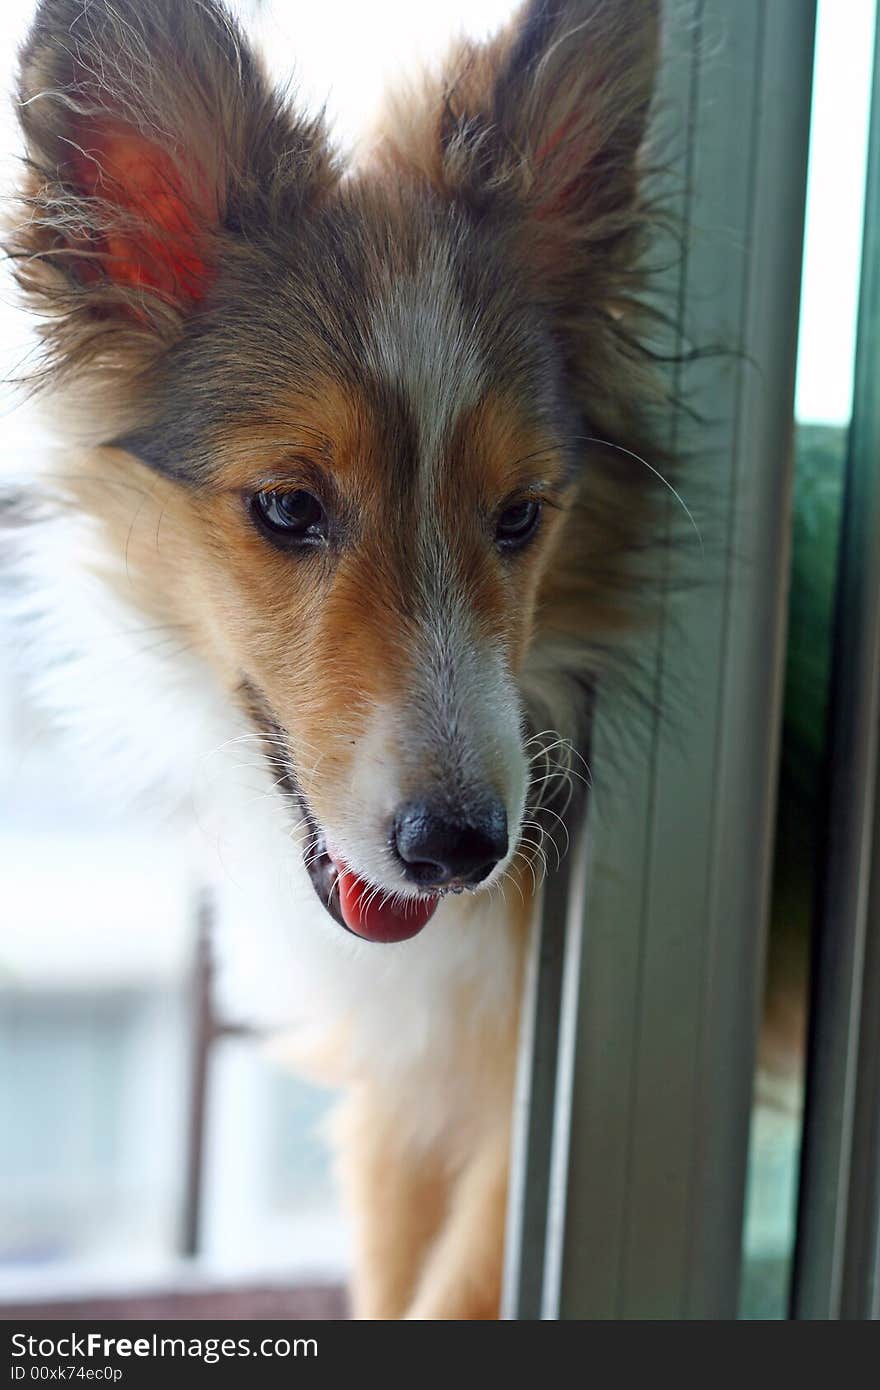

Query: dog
left=5, top=0, right=667, bottom=1318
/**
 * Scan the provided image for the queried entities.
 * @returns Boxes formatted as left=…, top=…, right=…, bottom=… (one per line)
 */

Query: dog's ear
left=375, top=0, right=659, bottom=319
left=9, top=0, right=334, bottom=376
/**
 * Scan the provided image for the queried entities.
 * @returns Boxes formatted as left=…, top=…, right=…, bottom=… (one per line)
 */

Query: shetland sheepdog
left=5, top=0, right=666, bottom=1318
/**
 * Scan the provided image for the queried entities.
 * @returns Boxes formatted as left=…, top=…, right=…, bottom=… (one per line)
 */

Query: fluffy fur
left=5, top=0, right=669, bottom=1318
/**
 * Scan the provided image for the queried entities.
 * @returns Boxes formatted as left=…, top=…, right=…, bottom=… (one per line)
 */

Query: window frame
left=504, top=0, right=818, bottom=1320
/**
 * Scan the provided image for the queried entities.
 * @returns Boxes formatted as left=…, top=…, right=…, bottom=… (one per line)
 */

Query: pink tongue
left=335, top=863, right=438, bottom=942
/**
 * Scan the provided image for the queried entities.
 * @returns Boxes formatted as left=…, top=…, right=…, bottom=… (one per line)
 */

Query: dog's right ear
left=9, top=0, right=335, bottom=379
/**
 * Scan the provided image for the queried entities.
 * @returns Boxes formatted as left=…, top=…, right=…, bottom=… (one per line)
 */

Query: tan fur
left=337, top=1099, right=511, bottom=1320
left=7, top=0, right=668, bottom=1318
left=337, top=1089, right=450, bottom=1319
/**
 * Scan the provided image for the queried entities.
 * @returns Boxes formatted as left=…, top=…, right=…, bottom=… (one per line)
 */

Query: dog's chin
left=297, top=795, right=440, bottom=945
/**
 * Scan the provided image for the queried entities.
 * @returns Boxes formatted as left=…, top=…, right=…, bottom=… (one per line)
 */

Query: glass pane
left=740, top=0, right=877, bottom=1320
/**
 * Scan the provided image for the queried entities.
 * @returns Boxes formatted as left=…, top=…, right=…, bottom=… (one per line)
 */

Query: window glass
left=739, top=0, right=877, bottom=1320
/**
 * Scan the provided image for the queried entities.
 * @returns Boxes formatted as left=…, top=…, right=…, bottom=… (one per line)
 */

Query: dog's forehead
left=302, top=198, right=542, bottom=397
left=362, top=246, right=484, bottom=472
left=294, top=195, right=562, bottom=485
left=129, top=186, right=560, bottom=484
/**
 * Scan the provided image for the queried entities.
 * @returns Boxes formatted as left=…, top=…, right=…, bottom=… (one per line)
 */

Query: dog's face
left=129, top=195, right=580, bottom=938
left=11, top=0, right=658, bottom=940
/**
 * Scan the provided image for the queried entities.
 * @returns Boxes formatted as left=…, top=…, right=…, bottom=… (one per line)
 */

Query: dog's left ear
left=376, top=0, right=659, bottom=317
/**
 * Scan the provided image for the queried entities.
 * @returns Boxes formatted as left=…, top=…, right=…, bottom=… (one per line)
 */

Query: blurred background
left=0, top=0, right=875, bottom=1319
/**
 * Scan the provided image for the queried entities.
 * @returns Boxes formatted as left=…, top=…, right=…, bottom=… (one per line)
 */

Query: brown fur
left=7, top=0, right=669, bottom=1318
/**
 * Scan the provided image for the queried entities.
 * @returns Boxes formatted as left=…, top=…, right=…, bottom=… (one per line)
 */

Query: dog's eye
left=496, top=499, right=541, bottom=550
left=249, top=489, right=327, bottom=548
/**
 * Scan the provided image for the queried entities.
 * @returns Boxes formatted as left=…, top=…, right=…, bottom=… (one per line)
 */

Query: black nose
left=393, top=798, right=508, bottom=889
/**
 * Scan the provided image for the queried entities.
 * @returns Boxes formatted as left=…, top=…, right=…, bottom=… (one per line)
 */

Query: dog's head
left=9, top=0, right=660, bottom=940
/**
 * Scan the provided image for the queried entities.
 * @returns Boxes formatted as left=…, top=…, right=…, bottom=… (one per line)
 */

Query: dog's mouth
left=239, top=678, right=585, bottom=944
left=238, top=678, right=475, bottom=943
left=296, top=792, right=439, bottom=944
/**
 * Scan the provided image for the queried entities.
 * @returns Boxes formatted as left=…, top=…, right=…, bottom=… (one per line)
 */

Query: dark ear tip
left=507, top=0, right=660, bottom=82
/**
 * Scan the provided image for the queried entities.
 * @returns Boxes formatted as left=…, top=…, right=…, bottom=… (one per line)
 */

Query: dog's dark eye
left=496, top=499, right=541, bottom=550
left=249, top=489, right=327, bottom=548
